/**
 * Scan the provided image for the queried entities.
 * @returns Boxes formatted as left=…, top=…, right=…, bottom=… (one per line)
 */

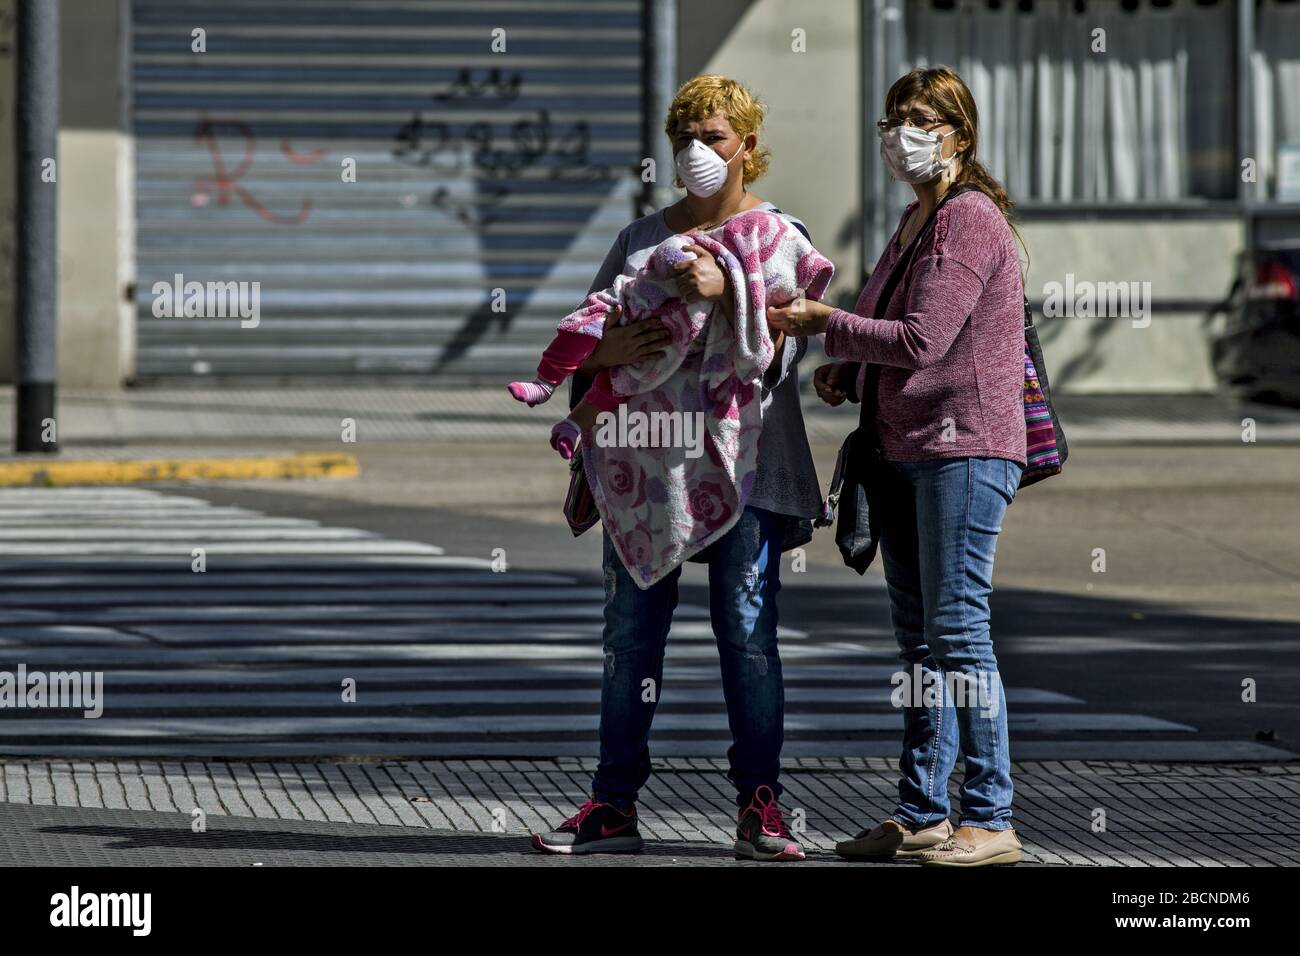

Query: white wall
left=677, top=0, right=863, bottom=308
left=1019, top=217, right=1241, bottom=393
left=0, top=0, right=134, bottom=389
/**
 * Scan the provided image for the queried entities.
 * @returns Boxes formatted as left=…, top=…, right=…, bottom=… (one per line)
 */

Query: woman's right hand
left=813, top=362, right=856, bottom=406
left=582, top=306, right=672, bottom=372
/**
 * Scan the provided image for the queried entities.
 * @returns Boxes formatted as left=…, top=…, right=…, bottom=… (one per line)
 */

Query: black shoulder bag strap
left=821, top=186, right=973, bottom=571
left=854, top=184, right=974, bottom=432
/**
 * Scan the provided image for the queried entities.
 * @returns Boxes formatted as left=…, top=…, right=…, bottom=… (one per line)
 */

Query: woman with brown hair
left=769, top=66, right=1028, bottom=867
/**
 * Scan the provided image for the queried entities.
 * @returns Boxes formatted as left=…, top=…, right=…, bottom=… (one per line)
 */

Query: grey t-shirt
left=572, top=202, right=823, bottom=525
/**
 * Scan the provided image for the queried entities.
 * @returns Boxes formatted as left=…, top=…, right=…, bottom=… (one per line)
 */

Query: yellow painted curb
left=0, top=452, right=359, bottom=487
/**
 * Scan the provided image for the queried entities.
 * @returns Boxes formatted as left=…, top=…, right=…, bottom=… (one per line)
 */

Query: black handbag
left=818, top=186, right=975, bottom=574
left=820, top=417, right=893, bottom=574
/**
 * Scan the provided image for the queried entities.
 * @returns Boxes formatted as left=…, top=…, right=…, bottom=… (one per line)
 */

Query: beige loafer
left=835, top=818, right=954, bottom=860
left=918, top=828, right=1022, bottom=867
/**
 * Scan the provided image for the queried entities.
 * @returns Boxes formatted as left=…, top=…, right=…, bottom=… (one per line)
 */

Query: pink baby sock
left=550, top=419, right=582, bottom=460
left=507, top=378, right=556, bottom=407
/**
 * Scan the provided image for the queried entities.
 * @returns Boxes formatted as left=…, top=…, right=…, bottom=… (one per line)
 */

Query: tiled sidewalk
left=2, top=757, right=1296, bottom=866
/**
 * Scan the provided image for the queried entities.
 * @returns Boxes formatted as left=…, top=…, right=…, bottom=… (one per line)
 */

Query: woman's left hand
left=673, top=244, right=728, bottom=302
left=767, top=298, right=832, bottom=337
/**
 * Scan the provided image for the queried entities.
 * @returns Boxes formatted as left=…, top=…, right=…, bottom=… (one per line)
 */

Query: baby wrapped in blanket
left=508, top=209, right=834, bottom=588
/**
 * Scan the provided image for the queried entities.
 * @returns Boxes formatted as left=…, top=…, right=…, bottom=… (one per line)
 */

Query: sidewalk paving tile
left=3, top=757, right=1295, bottom=866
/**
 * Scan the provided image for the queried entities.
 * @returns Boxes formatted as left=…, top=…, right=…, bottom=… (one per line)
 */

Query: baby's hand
left=589, top=309, right=672, bottom=369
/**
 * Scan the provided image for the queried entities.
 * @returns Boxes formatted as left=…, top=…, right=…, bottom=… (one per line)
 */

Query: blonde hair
left=664, top=74, right=770, bottom=187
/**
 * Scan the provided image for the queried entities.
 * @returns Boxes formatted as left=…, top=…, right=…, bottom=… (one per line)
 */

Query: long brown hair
left=884, top=66, right=1026, bottom=262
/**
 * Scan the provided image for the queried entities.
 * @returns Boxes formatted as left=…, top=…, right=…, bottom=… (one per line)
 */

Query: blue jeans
left=591, top=506, right=787, bottom=810
left=876, top=456, right=1022, bottom=831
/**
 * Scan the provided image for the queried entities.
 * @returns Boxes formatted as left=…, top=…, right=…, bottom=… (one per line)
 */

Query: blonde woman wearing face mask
left=769, top=66, right=1028, bottom=867
left=530, top=75, right=823, bottom=862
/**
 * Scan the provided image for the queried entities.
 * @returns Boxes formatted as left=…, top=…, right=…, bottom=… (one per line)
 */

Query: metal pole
left=14, top=0, right=60, bottom=453
left=864, top=0, right=903, bottom=280
left=863, top=0, right=880, bottom=283
left=640, top=0, right=676, bottom=219
left=1236, top=0, right=1255, bottom=257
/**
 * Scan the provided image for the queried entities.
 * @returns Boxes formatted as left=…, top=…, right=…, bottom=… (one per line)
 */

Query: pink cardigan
left=823, top=189, right=1027, bottom=466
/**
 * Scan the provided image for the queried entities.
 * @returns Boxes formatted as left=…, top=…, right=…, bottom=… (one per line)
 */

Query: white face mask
left=879, top=124, right=956, bottom=184
left=673, top=138, right=744, bottom=198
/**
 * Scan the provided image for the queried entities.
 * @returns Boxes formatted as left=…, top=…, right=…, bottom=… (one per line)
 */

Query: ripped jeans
left=591, top=506, right=787, bottom=810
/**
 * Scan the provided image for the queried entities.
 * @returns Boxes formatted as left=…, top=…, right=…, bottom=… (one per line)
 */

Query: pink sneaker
left=735, top=785, right=805, bottom=861
left=530, top=797, right=644, bottom=855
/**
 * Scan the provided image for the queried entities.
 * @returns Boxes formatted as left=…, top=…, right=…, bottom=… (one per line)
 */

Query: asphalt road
left=157, top=437, right=1300, bottom=756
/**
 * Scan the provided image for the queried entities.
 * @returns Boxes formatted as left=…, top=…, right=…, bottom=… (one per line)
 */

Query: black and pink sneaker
left=531, top=797, right=644, bottom=855
left=734, top=785, right=805, bottom=861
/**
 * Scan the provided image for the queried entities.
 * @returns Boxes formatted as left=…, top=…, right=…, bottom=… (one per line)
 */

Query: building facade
left=0, top=0, right=1293, bottom=392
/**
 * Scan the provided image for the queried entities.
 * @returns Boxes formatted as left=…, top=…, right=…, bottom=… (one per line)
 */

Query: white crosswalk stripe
left=0, top=487, right=1202, bottom=759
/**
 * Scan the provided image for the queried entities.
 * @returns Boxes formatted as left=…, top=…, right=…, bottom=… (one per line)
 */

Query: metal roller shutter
left=131, top=0, right=642, bottom=382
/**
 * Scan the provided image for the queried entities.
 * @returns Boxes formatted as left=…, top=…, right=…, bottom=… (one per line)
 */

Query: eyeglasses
left=876, top=112, right=952, bottom=133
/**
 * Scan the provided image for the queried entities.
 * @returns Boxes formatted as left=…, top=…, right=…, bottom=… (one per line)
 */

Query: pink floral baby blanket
left=564, top=209, right=834, bottom=589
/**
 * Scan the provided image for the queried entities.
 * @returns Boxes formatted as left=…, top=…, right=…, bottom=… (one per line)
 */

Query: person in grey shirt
left=530, top=75, right=821, bottom=862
